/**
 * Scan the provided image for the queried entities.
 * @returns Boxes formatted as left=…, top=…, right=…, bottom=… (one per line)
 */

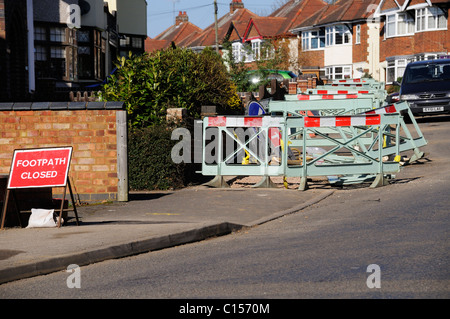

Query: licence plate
left=423, top=106, right=444, bottom=112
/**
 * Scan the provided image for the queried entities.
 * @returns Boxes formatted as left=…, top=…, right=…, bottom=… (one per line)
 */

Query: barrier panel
left=305, top=88, right=387, bottom=101
left=269, top=94, right=381, bottom=116
left=202, top=115, right=286, bottom=188
left=201, top=79, right=426, bottom=189
left=201, top=113, right=402, bottom=190
left=325, top=78, right=386, bottom=89
left=283, top=113, right=401, bottom=190
left=360, top=101, right=427, bottom=163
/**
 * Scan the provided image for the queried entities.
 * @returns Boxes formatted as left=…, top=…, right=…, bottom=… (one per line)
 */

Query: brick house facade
left=377, top=0, right=450, bottom=84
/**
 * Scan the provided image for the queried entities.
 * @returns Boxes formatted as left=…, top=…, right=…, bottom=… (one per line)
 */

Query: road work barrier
left=200, top=79, right=426, bottom=189
left=201, top=112, right=401, bottom=189
left=201, top=115, right=285, bottom=188
left=324, top=78, right=386, bottom=90
left=305, top=88, right=387, bottom=102
left=282, top=112, right=400, bottom=190
left=269, top=93, right=384, bottom=117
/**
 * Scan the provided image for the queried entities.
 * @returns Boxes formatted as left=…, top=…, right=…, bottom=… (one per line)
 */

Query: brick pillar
left=288, top=79, right=297, bottom=95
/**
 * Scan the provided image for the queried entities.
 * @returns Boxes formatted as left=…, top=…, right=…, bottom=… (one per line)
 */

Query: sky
left=146, top=0, right=283, bottom=38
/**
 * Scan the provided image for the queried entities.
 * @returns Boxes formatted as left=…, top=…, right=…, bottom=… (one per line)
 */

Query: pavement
left=0, top=183, right=334, bottom=285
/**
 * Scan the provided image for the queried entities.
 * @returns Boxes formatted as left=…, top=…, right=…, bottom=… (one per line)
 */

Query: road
left=0, top=116, right=449, bottom=303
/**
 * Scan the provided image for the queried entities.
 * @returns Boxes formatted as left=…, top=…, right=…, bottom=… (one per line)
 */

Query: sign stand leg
left=57, top=180, right=80, bottom=228
left=1, top=189, right=10, bottom=230
left=10, top=190, right=23, bottom=228
left=68, top=179, right=80, bottom=226
left=1, top=190, right=23, bottom=230
left=57, top=185, right=67, bottom=228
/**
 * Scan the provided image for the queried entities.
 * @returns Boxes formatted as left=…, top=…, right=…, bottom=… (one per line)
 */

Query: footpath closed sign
left=7, top=147, right=73, bottom=189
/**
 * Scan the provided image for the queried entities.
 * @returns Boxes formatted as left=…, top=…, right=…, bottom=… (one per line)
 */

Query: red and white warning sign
left=7, top=147, right=72, bottom=189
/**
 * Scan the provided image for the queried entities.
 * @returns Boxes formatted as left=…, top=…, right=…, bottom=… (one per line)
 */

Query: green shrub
left=99, top=48, right=242, bottom=128
left=128, top=124, right=190, bottom=190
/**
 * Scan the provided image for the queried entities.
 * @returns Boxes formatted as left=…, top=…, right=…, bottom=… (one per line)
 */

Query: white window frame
left=416, top=6, right=447, bottom=32
left=326, top=65, right=352, bottom=79
left=232, top=42, right=243, bottom=63
left=325, top=25, right=351, bottom=47
left=355, top=24, right=361, bottom=44
left=302, top=29, right=325, bottom=51
left=252, top=39, right=261, bottom=61
left=386, top=58, right=410, bottom=84
left=385, top=12, right=415, bottom=38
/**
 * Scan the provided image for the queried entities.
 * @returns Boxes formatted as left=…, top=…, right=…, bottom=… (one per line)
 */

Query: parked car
left=387, top=92, right=399, bottom=104
left=248, top=70, right=297, bottom=85
left=394, top=59, right=450, bottom=116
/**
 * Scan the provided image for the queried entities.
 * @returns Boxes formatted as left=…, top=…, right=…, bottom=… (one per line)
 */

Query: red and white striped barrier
left=333, top=79, right=368, bottom=83
left=206, top=116, right=282, bottom=128
left=304, top=114, right=381, bottom=128
left=311, top=89, right=371, bottom=94
left=365, top=104, right=397, bottom=114
left=330, top=83, right=364, bottom=87
left=297, top=94, right=359, bottom=100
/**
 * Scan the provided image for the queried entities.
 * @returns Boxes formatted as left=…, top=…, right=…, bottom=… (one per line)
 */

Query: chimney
left=175, top=11, right=188, bottom=25
left=230, top=0, right=244, bottom=13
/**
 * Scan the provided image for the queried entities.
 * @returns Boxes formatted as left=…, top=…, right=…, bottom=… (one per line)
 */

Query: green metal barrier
left=269, top=94, right=383, bottom=116
left=202, top=115, right=285, bottom=188
left=200, top=79, right=426, bottom=189
left=282, top=113, right=400, bottom=190
left=305, top=88, right=387, bottom=102
left=201, top=112, right=401, bottom=190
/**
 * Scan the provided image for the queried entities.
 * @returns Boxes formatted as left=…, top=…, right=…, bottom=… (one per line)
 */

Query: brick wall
left=0, top=101, right=126, bottom=203
left=380, top=20, right=450, bottom=61
left=353, top=23, right=368, bottom=64
left=300, top=50, right=325, bottom=69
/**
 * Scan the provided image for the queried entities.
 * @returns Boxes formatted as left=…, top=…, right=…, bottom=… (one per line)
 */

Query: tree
left=99, top=48, right=242, bottom=128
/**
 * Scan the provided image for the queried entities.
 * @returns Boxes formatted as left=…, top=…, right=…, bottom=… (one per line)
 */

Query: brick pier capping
left=0, top=101, right=128, bottom=204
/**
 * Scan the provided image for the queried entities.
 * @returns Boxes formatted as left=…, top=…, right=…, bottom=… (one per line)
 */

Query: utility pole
left=214, top=0, right=219, bottom=54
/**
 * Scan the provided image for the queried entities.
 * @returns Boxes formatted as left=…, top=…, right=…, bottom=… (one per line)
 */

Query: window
left=386, top=15, right=396, bottom=37
left=325, top=25, right=351, bottom=46
left=50, top=47, right=65, bottom=59
left=385, top=13, right=414, bottom=37
left=355, top=24, right=361, bottom=44
left=77, top=30, right=90, bottom=42
left=252, top=40, right=261, bottom=61
left=326, top=65, right=352, bottom=79
left=132, top=37, right=142, bottom=49
left=232, top=42, right=243, bottom=62
left=120, top=36, right=130, bottom=47
left=34, top=27, right=46, bottom=41
left=50, top=28, right=66, bottom=42
left=398, top=13, right=415, bottom=34
left=35, top=46, right=47, bottom=61
left=416, top=6, right=447, bottom=32
left=302, top=29, right=325, bottom=50
left=386, top=58, right=409, bottom=83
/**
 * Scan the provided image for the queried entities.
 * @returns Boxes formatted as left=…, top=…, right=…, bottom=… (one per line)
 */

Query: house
left=226, top=0, right=328, bottom=72
left=0, top=0, right=29, bottom=102
left=104, top=0, right=147, bottom=57
left=1, top=0, right=147, bottom=102
left=291, top=0, right=384, bottom=80
left=145, top=11, right=203, bottom=52
left=376, top=0, right=450, bottom=84
left=186, top=0, right=258, bottom=53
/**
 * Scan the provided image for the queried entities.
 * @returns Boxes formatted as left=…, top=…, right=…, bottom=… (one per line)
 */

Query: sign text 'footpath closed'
left=7, top=147, right=72, bottom=189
